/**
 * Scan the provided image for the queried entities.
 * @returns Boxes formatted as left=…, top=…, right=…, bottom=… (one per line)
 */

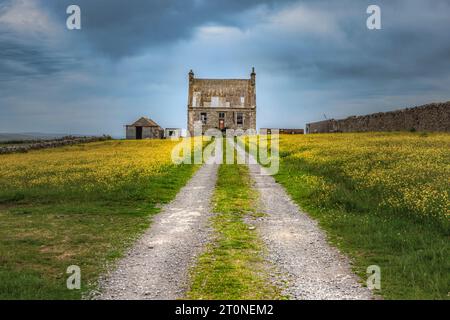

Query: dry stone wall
left=0, top=136, right=112, bottom=155
left=306, top=102, right=450, bottom=133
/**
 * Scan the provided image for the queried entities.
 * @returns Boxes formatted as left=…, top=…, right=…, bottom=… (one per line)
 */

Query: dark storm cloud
left=255, top=0, right=450, bottom=86
left=0, top=0, right=79, bottom=81
left=43, top=0, right=296, bottom=58
left=0, top=36, right=75, bottom=80
left=5, top=0, right=450, bottom=83
left=0, top=0, right=449, bottom=135
left=1, top=0, right=297, bottom=81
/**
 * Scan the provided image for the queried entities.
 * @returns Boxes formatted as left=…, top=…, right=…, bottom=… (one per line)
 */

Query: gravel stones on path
left=235, top=143, right=373, bottom=300
left=95, top=162, right=219, bottom=300
left=96, top=140, right=372, bottom=300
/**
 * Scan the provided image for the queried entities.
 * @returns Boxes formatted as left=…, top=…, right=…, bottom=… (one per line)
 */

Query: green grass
left=187, top=160, right=283, bottom=300
left=0, top=140, right=199, bottom=299
left=270, top=133, right=449, bottom=300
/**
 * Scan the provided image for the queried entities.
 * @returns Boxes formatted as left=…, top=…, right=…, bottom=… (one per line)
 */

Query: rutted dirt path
left=95, top=160, right=219, bottom=299
left=235, top=142, right=373, bottom=300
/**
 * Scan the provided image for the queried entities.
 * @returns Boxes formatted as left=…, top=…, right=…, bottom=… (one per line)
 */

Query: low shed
left=126, top=117, right=163, bottom=139
left=164, top=128, right=182, bottom=138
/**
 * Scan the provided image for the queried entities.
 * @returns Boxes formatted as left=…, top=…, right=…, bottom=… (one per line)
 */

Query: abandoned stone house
left=125, top=117, right=164, bottom=139
left=187, top=68, right=257, bottom=135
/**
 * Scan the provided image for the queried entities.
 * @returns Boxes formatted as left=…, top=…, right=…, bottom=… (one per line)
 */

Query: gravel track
left=95, top=160, right=219, bottom=300
left=95, top=139, right=372, bottom=300
left=235, top=142, right=373, bottom=300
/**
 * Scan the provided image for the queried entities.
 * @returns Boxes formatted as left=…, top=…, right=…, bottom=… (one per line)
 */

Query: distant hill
left=0, top=133, right=85, bottom=142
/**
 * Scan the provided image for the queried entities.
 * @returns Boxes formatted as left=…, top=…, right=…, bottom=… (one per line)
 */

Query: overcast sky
left=0, top=0, right=449, bottom=137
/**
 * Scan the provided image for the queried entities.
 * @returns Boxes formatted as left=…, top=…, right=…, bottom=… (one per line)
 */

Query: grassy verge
left=187, top=159, right=282, bottom=299
left=268, top=133, right=449, bottom=299
left=0, top=140, right=199, bottom=299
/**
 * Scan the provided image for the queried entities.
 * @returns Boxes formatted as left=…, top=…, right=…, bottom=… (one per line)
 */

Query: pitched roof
left=129, top=117, right=161, bottom=127
left=192, top=79, right=250, bottom=95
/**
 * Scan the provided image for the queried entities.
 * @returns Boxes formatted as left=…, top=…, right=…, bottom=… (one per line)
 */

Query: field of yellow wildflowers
left=273, top=132, right=449, bottom=299
left=0, top=139, right=199, bottom=299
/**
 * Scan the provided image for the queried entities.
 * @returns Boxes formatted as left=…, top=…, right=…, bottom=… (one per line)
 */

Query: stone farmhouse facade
left=187, top=68, right=257, bottom=135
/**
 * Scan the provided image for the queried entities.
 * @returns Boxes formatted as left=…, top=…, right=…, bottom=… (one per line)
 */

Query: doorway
left=136, top=126, right=143, bottom=139
left=219, top=112, right=225, bottom=130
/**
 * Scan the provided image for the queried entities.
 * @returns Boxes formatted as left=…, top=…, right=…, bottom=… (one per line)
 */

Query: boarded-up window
left=193, top=92, right=201, bottom=107
left=211, top=96, right=219, bottom=107
left=240, top=96, right=245, bottom=106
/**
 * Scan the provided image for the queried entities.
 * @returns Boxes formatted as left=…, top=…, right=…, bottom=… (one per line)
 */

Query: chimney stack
left=250, top=67, right=256, bottom=86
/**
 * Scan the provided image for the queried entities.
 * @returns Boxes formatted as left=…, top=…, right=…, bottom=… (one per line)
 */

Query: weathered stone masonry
left=0, top=136, right=112, bottom=155
left=125, top=117, right=164, bottom=139
left=187, top=69, right=257, bottom=135
left=306, top=102, right=450, bottom=133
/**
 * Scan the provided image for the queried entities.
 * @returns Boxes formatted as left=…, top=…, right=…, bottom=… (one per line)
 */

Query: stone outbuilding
left=164, top=128, right=182, bottom=138
left=125, top=117, right=163, bottom=139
